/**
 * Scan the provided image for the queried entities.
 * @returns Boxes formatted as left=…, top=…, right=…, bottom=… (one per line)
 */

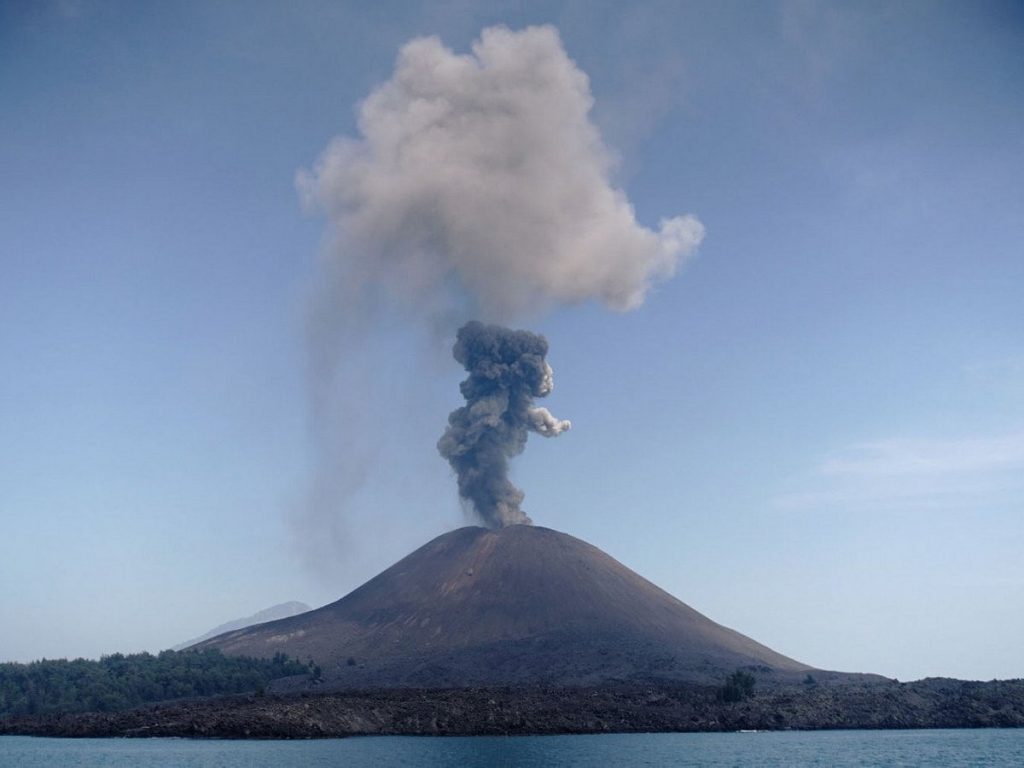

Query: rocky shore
left=3, top=678, right=1023, bottom=739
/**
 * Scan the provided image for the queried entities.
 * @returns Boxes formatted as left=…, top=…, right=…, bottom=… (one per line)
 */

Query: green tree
left=721, top=669, right=756, bottom=702
left=0, top=649, right=309, bottom=718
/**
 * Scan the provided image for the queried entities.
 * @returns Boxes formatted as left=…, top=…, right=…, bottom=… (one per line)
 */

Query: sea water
left=2, top=729, right=1022, bottom=767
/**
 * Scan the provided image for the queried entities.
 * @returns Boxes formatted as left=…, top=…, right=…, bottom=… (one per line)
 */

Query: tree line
left=0, top=649, right=311, bottom=716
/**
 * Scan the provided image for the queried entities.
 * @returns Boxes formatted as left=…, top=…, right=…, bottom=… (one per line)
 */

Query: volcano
left=197, top=525, right=813, bottom=687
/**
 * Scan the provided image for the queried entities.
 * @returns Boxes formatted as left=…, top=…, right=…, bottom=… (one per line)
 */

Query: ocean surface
left=2, top=729, right=1022, bottom=767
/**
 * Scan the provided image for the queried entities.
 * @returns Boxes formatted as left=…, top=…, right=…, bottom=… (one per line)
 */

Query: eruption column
left=438, top=321, right=570, bottom=527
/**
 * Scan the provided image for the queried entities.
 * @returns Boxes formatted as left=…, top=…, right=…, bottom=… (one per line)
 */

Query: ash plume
left=297, top=24, right=704, bottom=324
left=438, top=322, right=570, bottom=527
left=292, top=25, right=704, bottom=563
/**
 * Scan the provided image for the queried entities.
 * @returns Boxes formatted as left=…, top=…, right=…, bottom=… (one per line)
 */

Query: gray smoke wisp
left=438, top=321, right=570, bottom=527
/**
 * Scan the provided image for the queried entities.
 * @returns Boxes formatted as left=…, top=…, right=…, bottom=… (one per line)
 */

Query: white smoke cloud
left=298, top=24, right=704, bottom=322
left=529, top=362, right=570, bottom=436
left=528, top=407, right=572, bottom=437
left=538, top=362, right=555, bottom=397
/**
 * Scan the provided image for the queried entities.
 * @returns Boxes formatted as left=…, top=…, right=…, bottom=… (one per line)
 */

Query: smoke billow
left=293, top=25, right=705, bottom=551
left=437, top=321, right=570, bottom=527
left=297, top=24, right=704, bottom=322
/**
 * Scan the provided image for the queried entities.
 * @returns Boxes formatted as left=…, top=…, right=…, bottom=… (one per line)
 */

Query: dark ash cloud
left=437, top=321, right=570, bottom=527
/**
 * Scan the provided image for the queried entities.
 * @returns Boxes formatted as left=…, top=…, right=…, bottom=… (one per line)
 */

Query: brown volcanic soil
left=198, top=525, right=813, bottom=687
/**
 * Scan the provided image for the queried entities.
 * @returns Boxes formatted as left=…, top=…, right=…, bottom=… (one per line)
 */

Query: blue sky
left=2, top=1, right=1022, bottom=682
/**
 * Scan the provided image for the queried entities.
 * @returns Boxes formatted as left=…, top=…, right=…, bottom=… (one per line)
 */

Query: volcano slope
left=198, top=525, right=818, bottom=688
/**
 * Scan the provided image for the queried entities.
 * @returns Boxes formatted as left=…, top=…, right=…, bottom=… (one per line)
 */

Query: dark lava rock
left=4, top=678, right=1023, bottom=739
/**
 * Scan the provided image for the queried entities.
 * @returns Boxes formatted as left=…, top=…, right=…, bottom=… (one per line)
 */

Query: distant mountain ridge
left=197, top=525, right=817, bottom=687
left=174, top=601, right=311, bottom=652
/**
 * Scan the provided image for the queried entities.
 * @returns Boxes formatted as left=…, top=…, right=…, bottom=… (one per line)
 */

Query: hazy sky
left=2, top=1, right=1022, bottom=682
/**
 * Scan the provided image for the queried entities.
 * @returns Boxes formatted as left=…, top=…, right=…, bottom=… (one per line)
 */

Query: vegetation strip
left=0, top=650, right=311, bottom=716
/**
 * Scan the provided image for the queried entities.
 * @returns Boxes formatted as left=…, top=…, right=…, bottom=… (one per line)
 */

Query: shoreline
left=3, top=725, right=1024, bottom=741
left=3, top=678, right=1023, bottom=739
